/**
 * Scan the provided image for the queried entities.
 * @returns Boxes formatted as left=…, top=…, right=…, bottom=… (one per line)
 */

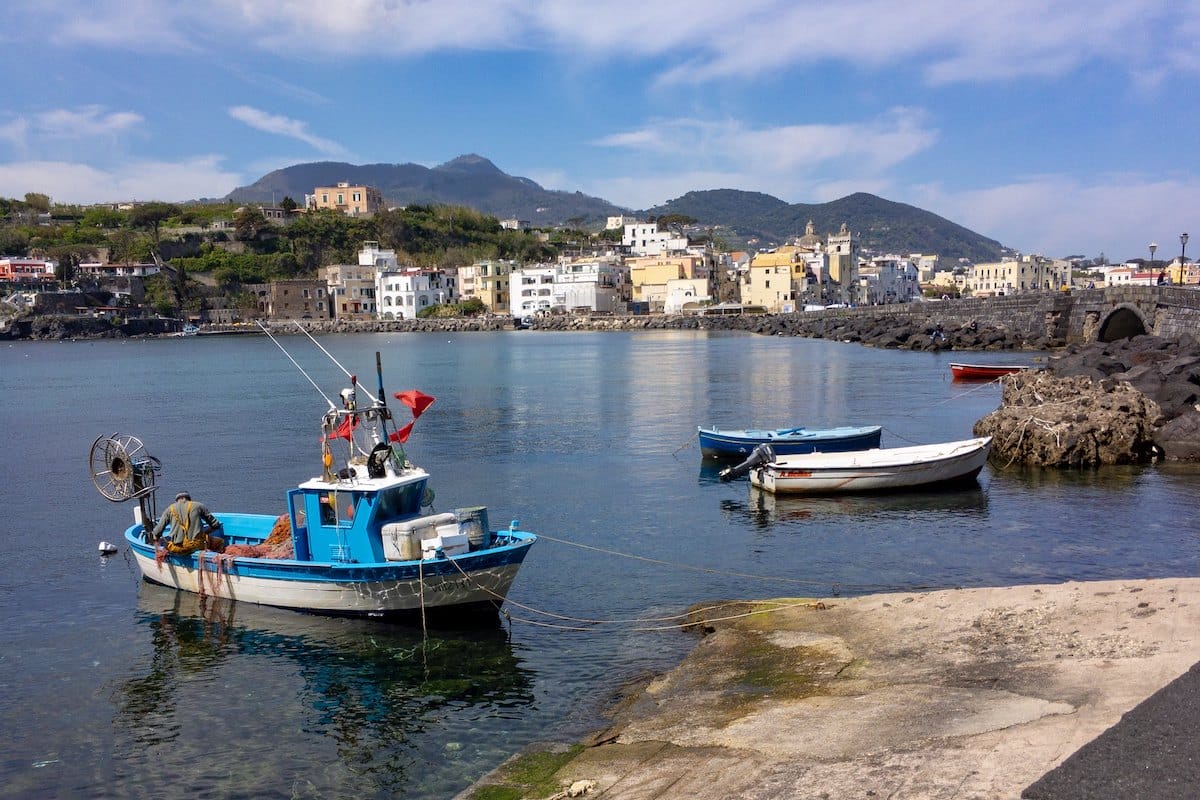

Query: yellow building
left=322, top=263, right=377, bottom=319
left=743, top=247, right=807, bottom=312
left=626, top=254, right=707, bottom=311
left=969, top=256, right=1070, bottom=296
left=308, top=182, right=383, bottom=216
left=459, top=260, right=513, bottom=313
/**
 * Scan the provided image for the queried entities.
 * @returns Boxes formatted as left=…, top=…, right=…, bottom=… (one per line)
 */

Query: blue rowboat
left=697, top=424, right=883, bottom=460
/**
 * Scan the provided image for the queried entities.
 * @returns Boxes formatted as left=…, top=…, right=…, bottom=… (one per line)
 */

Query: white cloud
left=590, top=110, right=937, bottom=206
left=911, top=175, right=1200, bottom=261
left=0, top=157, right=243, bottom=204
left=227, top=106, right=348, bottom=157
left=22, top=1, right=1200, bottom=87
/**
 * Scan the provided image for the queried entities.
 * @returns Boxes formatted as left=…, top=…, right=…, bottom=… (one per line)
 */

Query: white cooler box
left=422, top=522, right=470, bottom=560
left=382, top=513, right=457, bottom=561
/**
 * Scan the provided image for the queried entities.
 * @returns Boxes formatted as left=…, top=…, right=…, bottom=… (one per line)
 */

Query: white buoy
left=98, top=541, right=118, bottom=554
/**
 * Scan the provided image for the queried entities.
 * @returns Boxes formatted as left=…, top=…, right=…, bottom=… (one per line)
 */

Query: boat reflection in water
left=114, top=582, right=534, bottom=799
left=722, top=484, right=989, bottom=528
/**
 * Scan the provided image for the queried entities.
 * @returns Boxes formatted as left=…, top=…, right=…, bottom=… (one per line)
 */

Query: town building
left=860, top=256, right=922, bottom=304
left=622, top=222, right=688, bottom=256
left=742, top=247, right=807, bottom=312
left=322, top=263, right=377, bottom=319
left=458, top=260, right=513, bottom=313
left=555, top=256, right=624, bottom=313
left=306, top=182, right=384, bottom=216
left=76, top=261, right=160, bottom=280
left=509, top=265, right=558, bottom=317
left=377, top=267, right=455, bottom=319
left=968, top=255, right=1071, bottom=296
left=0, top=257, right=57, bottom=285
left=265, top=279, right=332, bottom=320
left=627, top=253, right=709, bottom=312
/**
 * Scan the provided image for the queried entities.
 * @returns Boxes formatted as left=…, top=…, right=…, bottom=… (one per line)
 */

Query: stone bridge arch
left=1096, top=303, right=1149, bottom=342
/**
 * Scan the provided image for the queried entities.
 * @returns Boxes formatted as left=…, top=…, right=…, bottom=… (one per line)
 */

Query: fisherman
left=150, top=491, right=226, bottom=554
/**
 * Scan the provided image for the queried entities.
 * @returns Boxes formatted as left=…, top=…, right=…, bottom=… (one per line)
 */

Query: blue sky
left=2, top=1, right=1198, bottom=262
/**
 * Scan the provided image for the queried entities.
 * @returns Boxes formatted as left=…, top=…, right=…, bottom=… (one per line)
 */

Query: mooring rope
left=441, top=535, right=940, bottom=633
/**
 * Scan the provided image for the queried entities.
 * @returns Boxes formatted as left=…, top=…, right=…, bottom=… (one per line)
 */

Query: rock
left=974, top=372, right=1162, bottom=466
left=1153, top=410, right=1200, bottom=461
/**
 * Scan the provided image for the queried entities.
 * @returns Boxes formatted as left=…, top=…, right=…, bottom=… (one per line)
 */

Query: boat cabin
left=288, top=466, right=430, bottom=563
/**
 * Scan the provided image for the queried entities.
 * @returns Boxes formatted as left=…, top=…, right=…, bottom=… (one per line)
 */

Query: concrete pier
left=463, top=578, right=1200, bottom=799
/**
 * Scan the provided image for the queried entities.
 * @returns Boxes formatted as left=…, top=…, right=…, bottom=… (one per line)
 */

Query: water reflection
left=114, top=584, right=534, bottom=798
left=721, top=484, right=989, bottom=527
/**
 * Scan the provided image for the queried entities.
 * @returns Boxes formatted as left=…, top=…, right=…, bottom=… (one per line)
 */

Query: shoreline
left=463, top=577, right=1200, bottom=799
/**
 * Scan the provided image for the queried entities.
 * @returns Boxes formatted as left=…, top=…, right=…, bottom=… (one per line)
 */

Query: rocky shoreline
left=977, top=334, right=1200, bottom=463
left=4, top=308, right=1045, bottom=351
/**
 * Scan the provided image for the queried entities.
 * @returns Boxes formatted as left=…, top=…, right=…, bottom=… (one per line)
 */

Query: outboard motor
left=718, top=443, right=775, bottom=482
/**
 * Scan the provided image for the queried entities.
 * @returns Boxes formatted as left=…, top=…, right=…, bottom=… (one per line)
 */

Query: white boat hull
left=130, top=549, right=526, bottom=615
left=750, top=437, right=991, bottom=495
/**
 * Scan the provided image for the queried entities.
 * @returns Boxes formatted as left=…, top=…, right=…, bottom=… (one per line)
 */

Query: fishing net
left=221, top=514, right=294, bottom=560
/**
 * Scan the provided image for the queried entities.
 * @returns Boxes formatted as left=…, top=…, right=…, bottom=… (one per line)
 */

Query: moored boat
left=949, top=362, right=1034, bottom=381
left=697, top=424, right=882, bottom=459
left=720, top=436, right=992, bottom=494
left=90, top=342, right=536, bottom=619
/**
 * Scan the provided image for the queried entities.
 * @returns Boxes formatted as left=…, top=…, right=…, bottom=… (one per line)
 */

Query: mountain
left=648, top=190, right=1006, bottom=263
left=225, top=155, right=630, bottom=224
left=226, top=156, right=1008, bottom=261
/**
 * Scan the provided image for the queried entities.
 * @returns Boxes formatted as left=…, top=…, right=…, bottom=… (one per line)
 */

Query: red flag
left=326, top=415, right=359, bottom=441
left=395, top=390, right=436, bottom=418
left=390, top=421, right=416, bottom=444
left=388, top=390, right=436, bottom=443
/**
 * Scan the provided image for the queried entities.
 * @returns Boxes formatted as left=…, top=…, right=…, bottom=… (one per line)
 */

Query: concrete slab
left=461, top=578, right=1200, bottom=800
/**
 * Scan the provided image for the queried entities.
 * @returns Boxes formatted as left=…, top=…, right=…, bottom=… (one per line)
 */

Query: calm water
left=2, top=330, right=1199, bottom=799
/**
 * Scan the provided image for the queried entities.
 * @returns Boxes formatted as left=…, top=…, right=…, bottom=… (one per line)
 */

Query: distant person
left=1158, top=271, right=1167, bottom=285
left=151, top=491, right=225, bottom=554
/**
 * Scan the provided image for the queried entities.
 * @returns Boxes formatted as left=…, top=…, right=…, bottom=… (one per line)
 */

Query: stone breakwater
left=6, top=308, right=1048, bottom=350
left=976, top=333, right=1200, bottom=463
left=281, top=309, right=1048, bottom=351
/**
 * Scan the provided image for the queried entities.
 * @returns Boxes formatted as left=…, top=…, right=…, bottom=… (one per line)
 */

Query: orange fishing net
left=221, top=514, right=294, bottom=560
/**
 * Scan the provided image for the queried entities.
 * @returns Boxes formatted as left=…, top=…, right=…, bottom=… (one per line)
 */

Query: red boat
left=949, top=362, right=1034, bottom=381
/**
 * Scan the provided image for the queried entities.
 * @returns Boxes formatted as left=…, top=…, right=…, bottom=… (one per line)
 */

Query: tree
left=46, top=244, right=99, bottom=284
left=128, top=202, right=181, bottom=245
left=234, top=207, right=268, bottom=242
left=657, top=213, right=696, bottom=235
left=23, top=192, right=50, bottom=214
left=279, top=196, right=298, bottom=213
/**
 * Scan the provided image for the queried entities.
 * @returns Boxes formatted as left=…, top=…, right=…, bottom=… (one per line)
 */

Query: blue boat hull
left=698, top=425, right=883, bottom=460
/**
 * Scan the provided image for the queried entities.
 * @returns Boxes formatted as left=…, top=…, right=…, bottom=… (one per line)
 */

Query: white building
left=860, top=256, right=922, bottom=304
left=376, top=268, right=455, bottom=319
left=663, top=278, right=711, bottom=313
left=622, top=222, right=688, bottom=256
left=75, top=261, right=160, bottom=280
left=358, top=241, right=398, bottom=269
left=554, top=257, right=623, bottom=313
left=509, top=265, right=558, bottom=317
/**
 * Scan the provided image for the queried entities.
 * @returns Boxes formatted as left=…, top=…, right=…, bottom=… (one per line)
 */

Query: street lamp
left=1150, top=242, right=1158, bottom=286
left=1180, top=233, right=1190, bottom=287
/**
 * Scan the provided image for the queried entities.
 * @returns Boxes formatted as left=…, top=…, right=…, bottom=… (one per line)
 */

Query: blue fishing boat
left=90, top=338, right=536, bottom=619
left=697, top=424, right=883, bottom=460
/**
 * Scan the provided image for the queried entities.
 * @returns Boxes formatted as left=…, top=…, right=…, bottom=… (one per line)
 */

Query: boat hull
left=949, top=363, right=1032, bottom=381
left=125, top=525, right=535, bottom=617
left=698, top=425, right=883, bottom=459
left=750, top=437, right=991, bottom=495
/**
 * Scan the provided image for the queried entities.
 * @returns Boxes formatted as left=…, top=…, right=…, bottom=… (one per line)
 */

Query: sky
left=2, top=1, right=1198, bottom=262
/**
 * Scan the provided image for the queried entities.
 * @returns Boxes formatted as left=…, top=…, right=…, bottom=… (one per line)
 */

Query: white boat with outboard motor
left=89, top=329, right=536, bottom=618
left=719, top=436, right=992, bottom=494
